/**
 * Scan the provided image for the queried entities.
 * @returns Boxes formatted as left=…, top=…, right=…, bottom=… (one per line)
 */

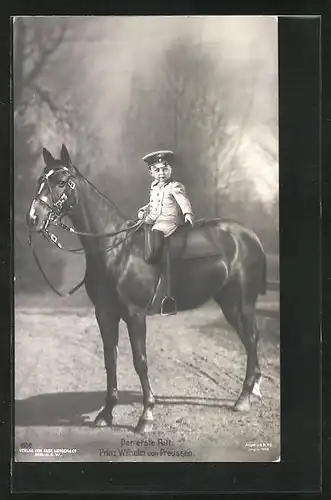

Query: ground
left=14, top=290, right=280, bottom=463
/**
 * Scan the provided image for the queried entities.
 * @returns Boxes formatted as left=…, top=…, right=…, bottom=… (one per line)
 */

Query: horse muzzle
left=26, top=210, right=38, bottom=228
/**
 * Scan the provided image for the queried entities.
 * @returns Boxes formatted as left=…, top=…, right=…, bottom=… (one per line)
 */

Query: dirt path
left=15, top=297, right=280, bottom=462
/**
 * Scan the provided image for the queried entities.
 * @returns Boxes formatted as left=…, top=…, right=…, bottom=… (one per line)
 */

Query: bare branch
left=253, top=139, right=278, bottom=163
left=23, top=21, right=67, bottom=87
left=30, top=83, right=60, bottom=115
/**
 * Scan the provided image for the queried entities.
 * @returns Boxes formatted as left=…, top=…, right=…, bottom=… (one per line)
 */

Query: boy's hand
left=138, top=210, right=146, bottom=220
left=184, top=213, right=194, bottom=226
left=145, top=215, right=154, bottom=224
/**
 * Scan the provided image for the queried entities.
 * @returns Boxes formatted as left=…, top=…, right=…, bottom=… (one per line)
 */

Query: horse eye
left=58, top=181, right=66, bottom=188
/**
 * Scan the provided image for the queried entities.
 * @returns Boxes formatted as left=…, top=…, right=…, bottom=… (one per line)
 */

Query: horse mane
left=73, top=165, right=129, bottom=220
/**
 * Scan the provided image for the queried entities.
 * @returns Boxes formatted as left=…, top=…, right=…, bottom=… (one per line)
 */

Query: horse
left=26, top=144, right=267, bottom=433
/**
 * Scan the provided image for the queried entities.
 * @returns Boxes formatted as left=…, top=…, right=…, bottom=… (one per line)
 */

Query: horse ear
left=60, top=144, right=72, bottom=166
left=42, top=147, right=55, bottom=165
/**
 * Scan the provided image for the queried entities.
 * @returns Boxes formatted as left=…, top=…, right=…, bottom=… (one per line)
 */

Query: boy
left=138, top=150, right=194, bottom=262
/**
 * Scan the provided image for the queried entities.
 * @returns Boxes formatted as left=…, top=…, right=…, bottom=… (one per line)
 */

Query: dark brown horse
left=26, top=144, right=267, bottom=433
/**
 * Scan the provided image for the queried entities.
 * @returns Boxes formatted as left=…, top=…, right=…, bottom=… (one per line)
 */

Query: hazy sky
left=51, top=16, right=278, bottom=147
left=23, top=16, right=278, bottom=204
left=63, top=16, right=278, bottom=202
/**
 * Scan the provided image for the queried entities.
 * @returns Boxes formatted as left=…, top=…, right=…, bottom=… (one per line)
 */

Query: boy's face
left=150, top=162, right=172, bottom=183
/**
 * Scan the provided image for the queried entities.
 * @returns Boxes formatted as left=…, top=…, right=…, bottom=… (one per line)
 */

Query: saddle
left=144, top=218, right=222, bottom=262
left=144, top=219, right=225, bottom=316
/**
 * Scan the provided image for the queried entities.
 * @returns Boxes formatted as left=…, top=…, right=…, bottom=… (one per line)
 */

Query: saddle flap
left=168, top=220, right=222, bottom=260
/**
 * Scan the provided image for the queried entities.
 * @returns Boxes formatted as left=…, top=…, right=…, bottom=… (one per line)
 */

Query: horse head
left=27, top=144, right=78, bottom=233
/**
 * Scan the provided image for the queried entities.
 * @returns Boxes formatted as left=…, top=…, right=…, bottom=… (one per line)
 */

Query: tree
left=14, top=18, right=110, bottom=294
left=14, top=17, right=70, bottom=113
left=158, top=39, right=228, bottom=216
left=116, top=38, right=233, bottom=217
left=14, top=18, right=70, bottom=293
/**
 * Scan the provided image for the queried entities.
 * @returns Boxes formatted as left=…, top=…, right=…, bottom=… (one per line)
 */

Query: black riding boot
left=144, top=227, right=164, bottom=263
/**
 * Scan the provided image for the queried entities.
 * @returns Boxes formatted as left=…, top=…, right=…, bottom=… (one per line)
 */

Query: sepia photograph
left=14, top=15, right=279, bottom=462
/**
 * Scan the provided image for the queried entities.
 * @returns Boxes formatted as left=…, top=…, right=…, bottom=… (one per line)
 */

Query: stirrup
left=161, top=296, right=177, bottom=316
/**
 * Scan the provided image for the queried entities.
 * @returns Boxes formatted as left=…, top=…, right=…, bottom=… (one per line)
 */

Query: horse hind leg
left=214, top=280, right=261, bottom=412
left=251, top=317, right=263, bottom=399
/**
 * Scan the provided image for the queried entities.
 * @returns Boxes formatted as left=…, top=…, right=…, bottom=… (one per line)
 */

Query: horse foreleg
left=94, top=307, right=120, bottom=427
left=125, top=313, right=155, bottom=433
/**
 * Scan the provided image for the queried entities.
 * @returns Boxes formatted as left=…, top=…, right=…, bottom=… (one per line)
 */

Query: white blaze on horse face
left=37, top=181, right=52, bottom=205
left=44, top=168, right=56, bottom=179
left=29, top=199, right=37, bottom=221
left=37, top=181, right=45, bottom=195
left=29, top=180, right=51, bottom=227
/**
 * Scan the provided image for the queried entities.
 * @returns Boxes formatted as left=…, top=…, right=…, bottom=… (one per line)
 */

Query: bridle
left=31, top=165, right=78, bottom=245
left=28, top=164, right=143, bottom=296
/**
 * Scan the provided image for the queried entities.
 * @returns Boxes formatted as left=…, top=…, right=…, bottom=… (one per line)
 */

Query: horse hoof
left=134, top=418, right=154, bottom=434
left=93, top=409, right=113, bottom=427
left=234, top=398, right=251, bottom=412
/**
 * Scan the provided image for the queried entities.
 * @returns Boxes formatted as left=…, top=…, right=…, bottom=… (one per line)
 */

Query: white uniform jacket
left=139, top=180, right=193, bottom=237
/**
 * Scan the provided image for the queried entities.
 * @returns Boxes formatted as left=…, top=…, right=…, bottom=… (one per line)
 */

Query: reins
left=43, top=217, right=143, bottom=254
left=28, top=229, right=86, bottom=297
left=28, top=164, right=144, bottom=296
left=29, top=220, right=144, bottom=297
left=57, top=219, right=143, bottom=241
